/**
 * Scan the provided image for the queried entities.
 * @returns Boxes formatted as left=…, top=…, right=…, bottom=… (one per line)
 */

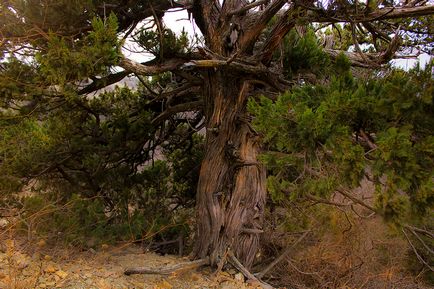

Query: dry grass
left=264, top=210, right=432, bottom=289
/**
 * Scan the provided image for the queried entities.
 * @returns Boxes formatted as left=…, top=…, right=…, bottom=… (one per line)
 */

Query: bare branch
left=124, top=258, right=209, bottom=275
left=258, top=5, right=298, bottom=65
left=191, top=0, right=221, bottom=46
left=336, top=189, right=378, bottom=213
left=118, top=57, right=187, bottom=75
left=238, top=0, right=288, bottom=54
left=311, top=5, right=434, bottom=23
left=78, top=71, right=130, bottom=95
left=151, top=101, right=204, bottom=125
left=256, top=230, right=310, bottom=279
left=402, top=228, right=434, bottom=272
left=228, top=0, right=269, bottom=16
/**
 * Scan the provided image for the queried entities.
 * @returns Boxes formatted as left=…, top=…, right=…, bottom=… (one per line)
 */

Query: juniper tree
left=1, top=0, right=433, bottom=272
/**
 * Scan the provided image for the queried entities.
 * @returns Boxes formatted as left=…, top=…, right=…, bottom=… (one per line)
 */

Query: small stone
left=234, top=273, right=244, bottom=282
left=55, top=270, right=68, bottom=279
left=45, top=265, right=57, bottom=273
left=0, top=219, right=9, bottom=229
left=156, top=280, right=173, bottom=289
left=37, top=239, right=46, bottom=247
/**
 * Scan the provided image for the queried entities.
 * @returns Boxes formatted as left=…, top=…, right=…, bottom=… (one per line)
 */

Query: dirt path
left=0, top=240, right=256, bottom=289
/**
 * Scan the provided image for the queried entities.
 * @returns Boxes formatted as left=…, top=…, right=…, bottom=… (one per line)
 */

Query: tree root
left=124, top=258, right=209, bottom=276
left=124, top=250, right=276, bottom=289
left=227, top=250, right=275, bottom=289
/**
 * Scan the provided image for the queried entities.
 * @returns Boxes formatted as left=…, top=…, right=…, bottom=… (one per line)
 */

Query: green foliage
left=249, top=60, right=434, bottom=223
left=17, top=193, right=145, bottom=246
left=281, top=28, right=331, bottom=79
left=36, top=13, right=121, bottom=85
left=0, top=82, right=203, bottom=245
left=135, top=28, right=190, bottom=59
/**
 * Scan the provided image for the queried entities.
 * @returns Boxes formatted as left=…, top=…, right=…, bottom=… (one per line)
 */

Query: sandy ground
left=0, top=240, right=258, bottom=289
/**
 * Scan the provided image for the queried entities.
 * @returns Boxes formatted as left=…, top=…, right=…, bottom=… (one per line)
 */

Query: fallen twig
left=124, top=258, right=209, bottom=276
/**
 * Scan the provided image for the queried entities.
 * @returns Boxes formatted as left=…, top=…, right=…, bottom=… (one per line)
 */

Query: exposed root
left=227, top=250, right=275, bottom=289
left=124, top=258, right=209, bottom=276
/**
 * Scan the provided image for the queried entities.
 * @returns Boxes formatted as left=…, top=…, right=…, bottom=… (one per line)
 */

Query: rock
left=234, top=273, right=244, bottom=282
left=0, top=218, right=9, bottom=229
left=55, top=270, right=68, bottom=279
left=45, top=281, right=56, bottom=287
left=219, top=281, right=240, bottom=289
left=96, top=279, right=112, bottom=289
left=37, top=239, right=47, bottom=247
left=156, top=280, right=173, bottom=289
left=13, top=252, right=30, bottom=269
left=45, top=264, right=57, bottom=273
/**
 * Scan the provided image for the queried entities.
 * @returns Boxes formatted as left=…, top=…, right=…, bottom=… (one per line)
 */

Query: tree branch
left=336, top=189, right=378, bottom=213
left=78, top=71, right=130, bottom=95
left=227, top=250, right=275, bottom=289
left=310, top=5, right=434, bottom=23
left=118, top=57, right=187, bottom=76
left=259, top=5, right=298, bottom=65
left=191, top=0, right=221, bottom=46
left=124, top=258, right=209, bottom=275
left=227, top=0, right=269, bottom=16
left=238, top=0, right=288, bottom=54
left=151, top=101, right=204, bottom=125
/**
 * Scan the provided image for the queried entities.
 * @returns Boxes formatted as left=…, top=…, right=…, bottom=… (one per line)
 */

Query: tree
left=1, top=0, right=433, bottom=272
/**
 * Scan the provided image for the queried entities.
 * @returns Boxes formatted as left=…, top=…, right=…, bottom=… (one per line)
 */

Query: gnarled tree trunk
left=193, top=69, right=266, bottom=269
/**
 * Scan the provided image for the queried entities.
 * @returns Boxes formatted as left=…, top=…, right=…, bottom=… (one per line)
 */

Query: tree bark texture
left=193, top=69, right=266, bottom=269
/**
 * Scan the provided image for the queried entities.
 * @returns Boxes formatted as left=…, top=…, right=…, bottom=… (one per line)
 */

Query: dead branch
left=228, top=0, right=269, bottom=16
left=405, top=226, right=434, bottom=255
left=404, top=225, right=434, bottom=239
left=151, top=100, right=204, bottom=125
left=310, top=5, right=434, bottom=23
left=256, top=230, right=310, bottom=279
left=124, top=258, right=209, bottom=276
left=259, top=6, right=298, bottom=65
left=336, top=189, right=378, bottom=213
left=227, top=250, right=275, bottom=289
left=402, top=228, right=434, bottom=272
left=119, top=57, right=187, bottom=76
left=238, top=0, right=288, bottom=53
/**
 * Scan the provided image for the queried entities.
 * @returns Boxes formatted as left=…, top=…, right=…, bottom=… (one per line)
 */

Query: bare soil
left=0, top=239, right=256, bottom=289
